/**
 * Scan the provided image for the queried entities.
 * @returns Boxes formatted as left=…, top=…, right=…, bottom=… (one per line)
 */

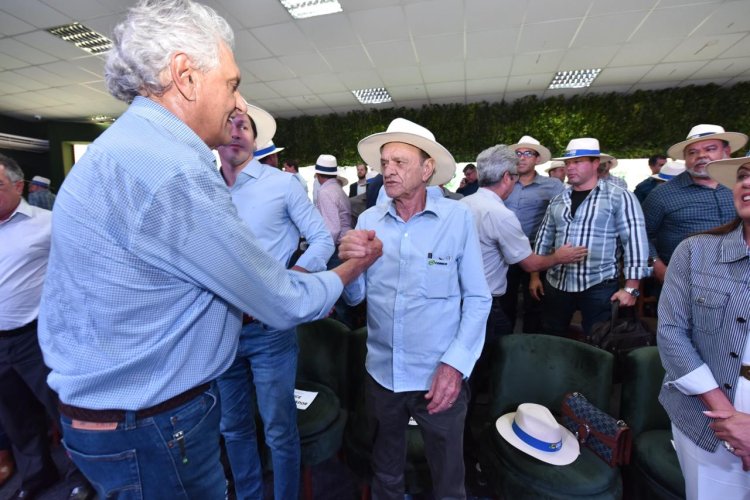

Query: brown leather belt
left=741, top=365, right=750, bottom=381
left=58, top=383, right=211, bottom=423
left=0, top=319, right=37, bottom=338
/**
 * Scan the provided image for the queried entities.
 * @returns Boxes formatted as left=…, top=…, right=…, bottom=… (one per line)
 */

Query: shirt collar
left=720, top=223, right=749, bottom=263
left=382, top=186, right=441, bottom=221
left=0, top=198, right=32, bottom=225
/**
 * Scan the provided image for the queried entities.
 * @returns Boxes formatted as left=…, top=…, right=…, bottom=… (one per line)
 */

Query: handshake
left=330, top=229, right=383, bottom=285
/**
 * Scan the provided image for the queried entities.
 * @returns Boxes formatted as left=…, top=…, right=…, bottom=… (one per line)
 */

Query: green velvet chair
left=620, top=347, right=685, bottom=500
left=342, top=326, right=433, bottom=498
left=477, top=333, right=623, bottom=499
left=295, top=318, right=351, bottom=499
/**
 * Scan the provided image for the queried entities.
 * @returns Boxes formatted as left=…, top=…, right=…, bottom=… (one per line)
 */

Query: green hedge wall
left=275, top=82, right=750, bottom=165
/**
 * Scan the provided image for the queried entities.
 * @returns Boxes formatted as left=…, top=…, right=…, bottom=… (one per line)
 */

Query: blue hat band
left=657, top=173, right=675, bottom=180
left=563, top=149, right=600, bottom=157
left=512, top=421, right=562, bottom=453
left=688, top=131, right=719, bottom=140
left=315, top=164, right=338, bottom=173
left=254, top=144, right=276, bottom=157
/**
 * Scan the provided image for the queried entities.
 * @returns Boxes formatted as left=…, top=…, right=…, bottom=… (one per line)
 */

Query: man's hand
left=610, top=289, right=637, bottom=307
left=529, top=272, right=544, bottom=301
left=553, top=243, right=588, bottom=265
left=339, top=230, right=378, bottom=261
left=424, top=363, right=462, bottom=415
left=652, top=258, right=667, bottom=283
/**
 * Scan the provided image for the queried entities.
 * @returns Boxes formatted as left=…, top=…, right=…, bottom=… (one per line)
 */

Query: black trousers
left=500, top=264, right=545, bottom=333
left=365, top=374, right=468, bottom=499
left=0, top=323, right=60, bottom=491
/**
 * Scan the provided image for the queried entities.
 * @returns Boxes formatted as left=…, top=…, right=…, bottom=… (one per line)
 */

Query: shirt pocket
left=691, top=286, right=729, bottom=334
left=423, top=257, right=453, bottom=299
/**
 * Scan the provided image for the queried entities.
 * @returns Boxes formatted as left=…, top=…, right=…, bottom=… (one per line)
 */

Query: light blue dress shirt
left=38, top=97, right=344, bottom=410
left=504, top=174, right=564, bottom=243
left=229, top=159, right=333, bottom=272
left=344, top=188, right=491, bottom=392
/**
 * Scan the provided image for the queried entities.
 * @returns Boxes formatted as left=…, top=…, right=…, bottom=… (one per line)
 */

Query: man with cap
left=546, top=160, right=567, bottom=183
left=340, top=118, right=491, bottom=499
left=643, top=124, right=746, bottom=282
left=633, top=154, right=667, bottom=203
left=314, top=154, right=352, bottom=261
left=502, top=135, right=564, bottom=333
left=534, top=138, right=650, bottom=337
left=216, top=104, right=333, bottom=500
left=37, top=1, right=380, bottom=497
left=27, top=176, right=56, bottom=210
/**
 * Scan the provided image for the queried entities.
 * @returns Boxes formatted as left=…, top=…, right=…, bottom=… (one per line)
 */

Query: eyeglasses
left=515, top=150, right=539, bottom=158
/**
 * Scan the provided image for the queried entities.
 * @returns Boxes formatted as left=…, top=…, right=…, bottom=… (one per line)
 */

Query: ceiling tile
left=720, top=33, right=750, bottom=59
left=367, top=40, right=417, bottom=69
left=424, top=81, right=464, bottom=100
left=594, top=65, right=653, bottom=85
left=573, top=12, right=649, bottom=47
left=0, top=12, right=36, bottom=36
left=420, top=62, right=465, bottom=83
left=527, top=0, right=590, bottom=23
left=317, top=92, right=358, bottom=107
left=559, top=45, right=618, bottom=69
left=267, top=78, right=312, bottom=97
left=319, top=46, right=372, bottom=72
left=42, top=0, right=113, bottom=21
left=633, top=4, right=718, bottom=40
left=466, top=29, right=520, bottom=59
left=348, top=6, right=408, bottom=44
left=691, top=0, right=750, bottom=36
left=589, top=0, right=657, bottom=16
left=465, top=0, right=524, bottom=31
left=466, top=57, right=513, bottom=79
left=663, top=33, right=745, bottom=62
left=0, top=0, right=68, bottom=28
left=404, top=0, right=463, bottom=38
left=15, top=31, right=87, bottom=60
left=640, top=61, right=706, bottom=82
left=609, top=40, right=680, bottom=66
left=337, top=69, right=383, bottom=89
left=234, top=29, right=273, bottom=61
left=413, top=33, right=463, bottom=65
left=506, top=73, right=556, bottom=91
left=297, top=12, right=358, bottom=49
left=240, top=81, right=281, bottom=101
left=215, top=0, right=290, bottom=29
left=280, top=53, right=332, bottom=77
left=241, top=58, right=295, bottom=81
left=251, top=22, right=309, bottom=56
left=466, top=77, right=507, bottom=95
left=387, top=84, right=428, bottom=100
left=511, top=51, right=564, bottom=75
left=379, top=66, right=423, bottom=86
left=518, top=19, right=580, bottom=53
left=0, top=38, right=57, bottom=66
left=689, top=57, right=750, bottom=79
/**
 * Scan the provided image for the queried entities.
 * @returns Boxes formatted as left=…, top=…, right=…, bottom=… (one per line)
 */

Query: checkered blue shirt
left=38, top=97, right=343, bottom=410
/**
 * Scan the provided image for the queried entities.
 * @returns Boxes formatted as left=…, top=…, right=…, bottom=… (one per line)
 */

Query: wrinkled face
left=464, top=167, right=477, bottom=183
left=548, top=167, right=566, bottom=182
left=192, top=42, right=246, bottom=149
left=217, top=113, right=255, bottom=169
left=734, top=164, right=750, bottom=222
left=565, top=157, right=599, bottom=188
left=0, top=166, right=23, bottom=221
left=515, top=148, right=540, bottom=175
left=684, top=139, right=730, bottom=179
left=381, top=142, right=434, bottom=201
left=356, top=164, right=367, bottom=179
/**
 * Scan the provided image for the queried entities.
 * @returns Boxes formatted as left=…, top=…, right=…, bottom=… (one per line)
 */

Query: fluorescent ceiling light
left=352, top=88, right=392, bottom=105
left=548, top=68, right=601, bottom=89
left=47, top=22, right=112, bottom=55
left=280, top=0, right=342, bottom=19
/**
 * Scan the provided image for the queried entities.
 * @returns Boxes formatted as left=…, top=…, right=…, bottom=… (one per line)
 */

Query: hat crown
left=316, top=154, right=338, bottom=168
left=686, top=124, right=726, bottom=140
left=514, top=403, right=563, bottom=445
left=660, top=161, right=686, bottom=176
left=517, top=135, right=541, bottom=146
left=384, top=118, right=436, bottom=143
left=563, top=137, right=601, bottom=154
left=31, top=175, right=51, bottom=186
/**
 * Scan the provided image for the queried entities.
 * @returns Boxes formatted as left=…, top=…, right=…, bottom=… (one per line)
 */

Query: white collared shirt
left=0, top=198, right=52, bottom=329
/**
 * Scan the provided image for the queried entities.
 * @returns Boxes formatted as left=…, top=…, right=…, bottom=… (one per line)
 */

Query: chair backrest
left=490, top=334, right=614, bottom=419
left=620, top=346, right=671, bottom=436
left=296, top=318, right=350, bottom=405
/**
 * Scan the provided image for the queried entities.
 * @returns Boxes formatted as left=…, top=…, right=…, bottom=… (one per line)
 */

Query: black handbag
left=587, top=300, right=656, bottom=357
left=561, top=392, right=632, bottom=467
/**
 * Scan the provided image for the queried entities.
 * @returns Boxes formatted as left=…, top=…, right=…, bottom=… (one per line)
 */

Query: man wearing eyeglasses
left=502, top=136, right=564, bottom=333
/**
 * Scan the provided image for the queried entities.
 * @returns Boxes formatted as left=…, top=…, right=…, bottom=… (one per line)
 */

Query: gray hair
left=476, top=145, right=518, bottom=187
left=105, top=0, right=235, bottom=103
left=0, top=153, right=24, bottom=183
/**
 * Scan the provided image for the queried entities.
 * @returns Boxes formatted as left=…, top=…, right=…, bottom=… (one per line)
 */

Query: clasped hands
left=338, top=229, right=383, bottom=265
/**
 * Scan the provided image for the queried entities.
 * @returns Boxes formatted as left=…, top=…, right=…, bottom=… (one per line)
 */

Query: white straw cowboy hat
left=707, top=156, right=750, bottom=189
left=313, top=154, right=348, bottom=187
left=545, top=160, right=565, bottom=173
left=667, top=124, right=748, bottom=160
left=357, top=118, right=456, bottom=186
left=651, top=161, right=686, bottom=181
left=244, top=101, right=276, bottom=152
left=30, top=175, right=51, bottom=187
left=553, top=138, right=614, bottom=163
left=254, top=140, right=285, bottom=160
left=496, top=403, right=580, bottom=466
left=510, top=135, right=551, bottom=163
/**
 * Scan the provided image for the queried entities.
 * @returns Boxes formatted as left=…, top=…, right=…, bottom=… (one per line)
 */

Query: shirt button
left=730, top=352, right=739, bottom=358
left=738, top=317, right=747, bottom=323
left=696, top=297, right=706, bottom=304
left=724, top=383, right=733, bottom=390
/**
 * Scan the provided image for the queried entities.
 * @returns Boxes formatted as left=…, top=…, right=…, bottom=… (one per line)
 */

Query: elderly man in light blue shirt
left=342, top=118, right=491, bottom=500
left=216, top=105, right=333, bottom=500
left=37, top=1, right=380, bottom=498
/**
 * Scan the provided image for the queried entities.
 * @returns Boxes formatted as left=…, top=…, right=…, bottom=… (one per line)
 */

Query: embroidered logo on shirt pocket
left=424, top=255, right=452, bottom=298
left=692, top=286, right=729, bottom=334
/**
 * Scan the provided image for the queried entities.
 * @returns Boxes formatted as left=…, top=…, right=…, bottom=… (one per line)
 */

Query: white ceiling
left=1, top=0, right=749, bottom=123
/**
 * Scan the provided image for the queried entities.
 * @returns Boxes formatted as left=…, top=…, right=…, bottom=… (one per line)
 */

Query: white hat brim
left=495, top=412, right=580, bottom=466
left=510, top=142, right=551, bottom=164
left=707, top=156, right=750, bottom=189
left=552, top=153, right=614, bottom=163
left=245, top=103, right=276, bottom=151
left=667, top=132, right=748, bottom=160
left=357, top=131, right=456, bottom=186
left=255, top=146, right=284, bottom=160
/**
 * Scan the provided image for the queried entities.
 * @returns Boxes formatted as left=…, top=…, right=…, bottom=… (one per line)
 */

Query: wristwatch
left=647, top=256, right=659, bottom=267
left=623, top=287, right=641, bottom=297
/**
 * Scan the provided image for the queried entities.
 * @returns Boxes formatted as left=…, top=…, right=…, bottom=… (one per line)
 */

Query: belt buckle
left=740, top=365, right=750, bottom=381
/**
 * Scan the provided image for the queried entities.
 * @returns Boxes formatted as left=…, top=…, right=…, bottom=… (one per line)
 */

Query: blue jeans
left=216, top=322, right=299, bottom=500
left=541, top=278, right=620, bottom=336
left=60, top=385, right=225, bottom=499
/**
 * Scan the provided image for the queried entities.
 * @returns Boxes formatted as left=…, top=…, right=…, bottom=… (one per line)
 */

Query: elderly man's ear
left=170, top=52, right=197, bottom=101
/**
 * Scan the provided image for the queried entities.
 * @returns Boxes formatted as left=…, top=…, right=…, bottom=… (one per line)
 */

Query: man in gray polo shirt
left=502, top=135, right=564, bottom=332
